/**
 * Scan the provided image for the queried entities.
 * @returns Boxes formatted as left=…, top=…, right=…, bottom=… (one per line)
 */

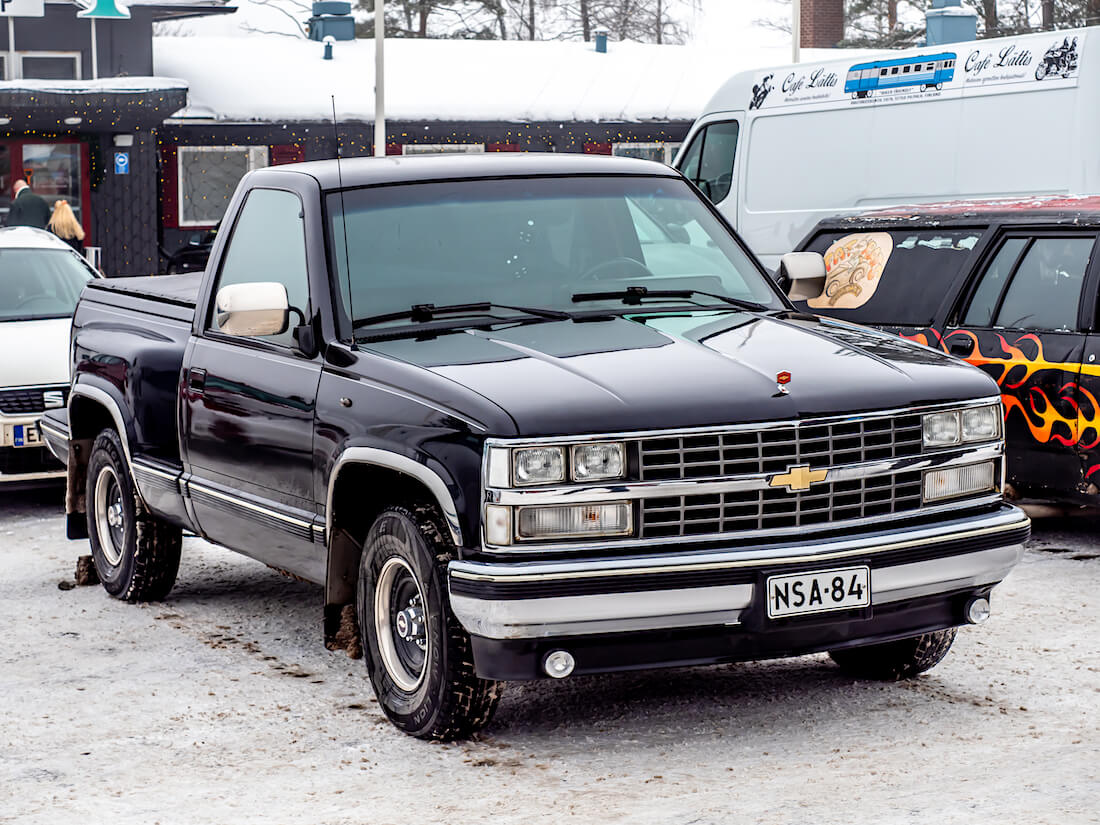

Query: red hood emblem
left=777, top=371, right=791, bottom=385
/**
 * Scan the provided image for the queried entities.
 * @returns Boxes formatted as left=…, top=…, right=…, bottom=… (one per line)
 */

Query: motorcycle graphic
left=1035, top=37, right=1079, bottom=80
left=749, top=74, right=773, bottom=111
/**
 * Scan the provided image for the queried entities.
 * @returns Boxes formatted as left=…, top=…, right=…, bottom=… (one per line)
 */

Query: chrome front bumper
left=448, top=505, right=1030, bottom=640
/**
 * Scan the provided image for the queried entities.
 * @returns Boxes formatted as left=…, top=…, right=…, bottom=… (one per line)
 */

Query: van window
left=987, top=237, right=1095, bottom=331
left=799, top=228, right=985, bottom=325
left=676, top=120, right=739, bottom=204
left=961, top=238, right=1027, bottom=326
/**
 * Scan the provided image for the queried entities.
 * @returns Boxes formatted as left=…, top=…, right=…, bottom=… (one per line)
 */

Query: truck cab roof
left=253, top=152, right=680, bottom=191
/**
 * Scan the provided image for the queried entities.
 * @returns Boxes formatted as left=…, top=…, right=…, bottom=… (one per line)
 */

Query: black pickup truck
left=42, top=154, right=1030, bottom=740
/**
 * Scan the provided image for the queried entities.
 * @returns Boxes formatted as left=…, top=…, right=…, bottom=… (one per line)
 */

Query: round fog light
left=967, top=597, right=991, bottom=625
left=543, top=650, right=575, bottom=679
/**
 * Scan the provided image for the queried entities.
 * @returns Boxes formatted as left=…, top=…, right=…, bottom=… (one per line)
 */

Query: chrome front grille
left=641, top=470, right=924, bottom=538
left=639, top=414, right=924, bottom=482
left=0, top=387, right=68, bottom=416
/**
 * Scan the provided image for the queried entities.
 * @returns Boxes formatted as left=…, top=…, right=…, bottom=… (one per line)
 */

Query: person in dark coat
left=8, top=180, right=51, bottom=229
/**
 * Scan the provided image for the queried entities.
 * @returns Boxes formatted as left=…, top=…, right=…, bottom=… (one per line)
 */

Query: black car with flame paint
left=789, top=195, right=1100, bottom=510
left=40, top=155, right=1028, bottom=740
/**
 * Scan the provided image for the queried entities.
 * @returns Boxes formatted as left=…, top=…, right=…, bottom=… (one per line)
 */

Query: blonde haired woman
left=47, top=200, right=85, bottom=255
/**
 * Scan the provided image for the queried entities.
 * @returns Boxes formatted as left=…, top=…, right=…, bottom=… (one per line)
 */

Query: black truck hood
left=366, top=310, right=1000, bottom=436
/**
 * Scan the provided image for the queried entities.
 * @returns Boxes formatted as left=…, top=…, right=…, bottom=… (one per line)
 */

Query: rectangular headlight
left=923, top=462, right=995, bottom=502
left=516, top=502, right=632, bottom=540
left=923, top=411, right=961, bottom=447
left=962, top=404, right=1001, bottom=442
left=572, top=442, right=626, bottom=482
left=512, top=446, right=565, bottom=486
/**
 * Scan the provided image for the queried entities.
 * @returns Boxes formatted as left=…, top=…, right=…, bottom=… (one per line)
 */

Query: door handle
left=189, top=367, right=207, bottom=393
left=949, top=338, right=975, bottom=357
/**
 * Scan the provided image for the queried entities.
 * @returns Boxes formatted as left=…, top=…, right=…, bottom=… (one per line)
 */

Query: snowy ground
left=2, top=485, right=1097, bottom=824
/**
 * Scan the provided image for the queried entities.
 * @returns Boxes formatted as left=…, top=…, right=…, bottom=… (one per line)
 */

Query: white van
left=675, top=26, right=1099, bottom=269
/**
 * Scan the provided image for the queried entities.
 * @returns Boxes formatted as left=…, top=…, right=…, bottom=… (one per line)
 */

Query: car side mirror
left=778, top=252, right=827, bottom=301
left=215, top=282, right=290, bottom=337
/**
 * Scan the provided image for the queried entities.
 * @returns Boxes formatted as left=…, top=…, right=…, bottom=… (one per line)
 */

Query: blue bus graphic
left=844, top=52, right=957, bottom=99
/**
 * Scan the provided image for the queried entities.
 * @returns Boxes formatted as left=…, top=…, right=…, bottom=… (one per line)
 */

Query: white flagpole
left=90, top=18, right=98, bottom=79
left=374, top=0, right=385, bottom=157
left=792, top=0, right=801, bottom=64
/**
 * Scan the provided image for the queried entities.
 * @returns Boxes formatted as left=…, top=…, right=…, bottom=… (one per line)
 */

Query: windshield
left=327, top=175, right=782, bottom=332
left=0, top=248, right=94, bottom=322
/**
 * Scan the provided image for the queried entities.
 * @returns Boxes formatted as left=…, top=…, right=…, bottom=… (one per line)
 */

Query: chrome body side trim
left=325, top=447, right=463, bottom=547
left=188, top=480, right=314, bottom=530
left=448, top=506, right=1030, bottom=640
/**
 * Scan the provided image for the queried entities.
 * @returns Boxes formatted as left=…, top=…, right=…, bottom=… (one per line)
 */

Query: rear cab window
left=796, top=227, right=986, bottom=326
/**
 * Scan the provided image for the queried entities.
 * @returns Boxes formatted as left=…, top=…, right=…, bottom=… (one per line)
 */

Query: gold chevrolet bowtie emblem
left=769, top=464, right=828, bottom=493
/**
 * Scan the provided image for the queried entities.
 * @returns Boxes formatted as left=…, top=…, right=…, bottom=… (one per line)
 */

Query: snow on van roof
left=153, top=34, right=853, bottom=124
left=846, top=194, right=1100, bottom=220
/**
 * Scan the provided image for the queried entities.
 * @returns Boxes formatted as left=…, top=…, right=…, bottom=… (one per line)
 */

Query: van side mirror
left=778, top=252, right=827, bottom=301
left=215, top=282, right=290, bottom=337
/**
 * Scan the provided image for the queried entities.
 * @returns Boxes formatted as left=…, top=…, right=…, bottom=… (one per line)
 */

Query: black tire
left=86, top=429, right=182, bottom=602
left=829, top=628, right=957, bottom=680
left=357, top=504, right=501, bottom=740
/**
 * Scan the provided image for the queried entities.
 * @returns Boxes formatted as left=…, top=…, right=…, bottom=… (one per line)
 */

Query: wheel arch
left=325, top=448, right=464, bottom=611
left=66, top=382, right=142, bottom=523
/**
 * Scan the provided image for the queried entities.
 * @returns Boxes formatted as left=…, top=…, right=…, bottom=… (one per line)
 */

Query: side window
left=676, top=120, right=739, bottom=204
left=994, top=237, right=1094, bottom=331
left=962, top=237, right=1027, bottom=326
left=210, top=188, right=308, bottom=347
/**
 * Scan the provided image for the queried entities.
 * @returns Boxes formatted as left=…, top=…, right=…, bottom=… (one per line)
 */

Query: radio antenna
left=331, top=95, right=357, bottom=350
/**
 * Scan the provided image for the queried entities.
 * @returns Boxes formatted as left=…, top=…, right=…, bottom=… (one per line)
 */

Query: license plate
left=766, top=566, right=870, bottom=619
left=4, top=423, right=42, bottom=448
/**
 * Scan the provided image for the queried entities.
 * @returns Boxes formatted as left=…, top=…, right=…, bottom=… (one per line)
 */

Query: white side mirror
left=215, top=282, right=290, bottom=337
left=779, top=252, right=827, bottom=301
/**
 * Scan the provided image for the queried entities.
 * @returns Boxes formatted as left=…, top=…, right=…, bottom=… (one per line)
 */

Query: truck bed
left=83, top=273, right=202, bottom=323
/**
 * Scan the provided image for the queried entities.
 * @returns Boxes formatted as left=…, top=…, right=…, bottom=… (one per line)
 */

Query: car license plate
left=4, top=423, right=41, bottom=448
left=766, top=566, right=870, bottom=619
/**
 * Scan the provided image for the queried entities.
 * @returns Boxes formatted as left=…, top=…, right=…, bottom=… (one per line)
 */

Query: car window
left=961, top=238, right=1027, bottom=326
left=677, top=121, right=739, bottom=203
left=210, top=188, right=308, bottom=347
left=993, top=237, right=1094, bottom=332
left=800, top=228, right=984, bottom=326
left=0, top=248, right=93, bottom=322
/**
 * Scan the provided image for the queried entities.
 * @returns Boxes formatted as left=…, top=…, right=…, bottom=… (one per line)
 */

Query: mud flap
left=65, top=438, right=92, bottom=540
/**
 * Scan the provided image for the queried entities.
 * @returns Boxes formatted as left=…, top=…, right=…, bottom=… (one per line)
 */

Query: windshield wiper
left=571, top=285, right=769, bottom=313
left=353, top=301, right=572, bottom=330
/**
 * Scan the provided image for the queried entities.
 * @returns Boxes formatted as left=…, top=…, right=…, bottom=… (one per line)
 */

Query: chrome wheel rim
left=374, top=557, right=428, bottom=692
left=94, top=465, right=125, bottom=567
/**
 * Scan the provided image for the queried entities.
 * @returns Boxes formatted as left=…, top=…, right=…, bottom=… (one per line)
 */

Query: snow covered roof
left=0, top=77, right=187, bottom=94
left=154, top=34, right=852, bottom=124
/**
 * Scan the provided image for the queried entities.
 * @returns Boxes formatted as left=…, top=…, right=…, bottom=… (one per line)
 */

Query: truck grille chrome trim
left=638, top=413, right=923, bottom=482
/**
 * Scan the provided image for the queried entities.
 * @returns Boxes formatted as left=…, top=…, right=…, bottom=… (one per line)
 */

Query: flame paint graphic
left=900, top=328, right=1100, bottom=448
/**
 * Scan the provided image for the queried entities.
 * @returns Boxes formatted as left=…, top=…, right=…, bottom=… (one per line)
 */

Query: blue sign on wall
left=114, top=152, right=129, bottom=175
